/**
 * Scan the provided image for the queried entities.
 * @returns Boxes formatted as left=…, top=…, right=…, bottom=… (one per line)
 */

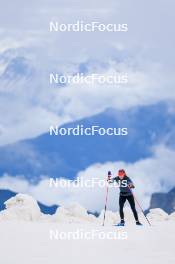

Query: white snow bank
left=169, top=212, right=175, bottom=220
left=0, top=194, right=174, bottom=225
left=0, top=194, right=42, bottom=221
left=98, top=209, right=118, bottom=225
left=54, top=202, right=99, bottom=224
left=147, top=208, right=169, bottom=222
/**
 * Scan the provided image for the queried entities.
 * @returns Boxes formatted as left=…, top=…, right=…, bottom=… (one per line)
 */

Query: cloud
left=0, top=144, right=174, bottom=212
left=0, top=0, right=175, bottom=146
left=0, top=54, right=175, bottom=146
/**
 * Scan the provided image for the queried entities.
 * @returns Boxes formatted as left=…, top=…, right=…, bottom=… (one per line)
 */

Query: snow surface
left=169, top=211, right=175, bottom=220
left=0, top=194, right=174, bottom=264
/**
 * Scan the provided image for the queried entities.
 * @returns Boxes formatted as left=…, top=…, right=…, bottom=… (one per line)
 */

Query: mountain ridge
left=0, top=102, right=174, bottom=181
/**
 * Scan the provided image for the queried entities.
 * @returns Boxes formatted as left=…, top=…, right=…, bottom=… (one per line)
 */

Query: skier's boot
left=116, top=220, right=125, bottom=226
left=136, top=221, right=142, bottom=226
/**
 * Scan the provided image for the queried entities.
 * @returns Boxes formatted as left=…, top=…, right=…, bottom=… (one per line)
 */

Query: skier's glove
left=128, top=183, right=135, bottom=189
left=107, top=176, right=111, bottom=182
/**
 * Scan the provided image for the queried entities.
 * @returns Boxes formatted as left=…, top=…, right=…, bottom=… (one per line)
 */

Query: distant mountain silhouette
left=148, top=187, right=175, bottom=214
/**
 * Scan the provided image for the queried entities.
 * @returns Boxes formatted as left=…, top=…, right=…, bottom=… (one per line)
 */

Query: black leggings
left=119, top=195, right=138, bottom=221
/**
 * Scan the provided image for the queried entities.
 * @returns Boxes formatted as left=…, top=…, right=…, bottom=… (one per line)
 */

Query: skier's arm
left=127, top=177, right=135, bottom=189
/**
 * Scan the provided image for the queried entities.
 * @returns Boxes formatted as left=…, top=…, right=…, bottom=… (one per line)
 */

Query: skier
left=108, top=169, right=142, bottom=226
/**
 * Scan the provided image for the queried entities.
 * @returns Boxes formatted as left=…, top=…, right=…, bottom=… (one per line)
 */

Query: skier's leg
left=119, top=196, right=126, bottom=222
left=127, top=195, right=139, bottom=221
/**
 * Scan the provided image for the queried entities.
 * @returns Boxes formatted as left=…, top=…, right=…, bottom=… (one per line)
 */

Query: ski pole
left=129, top=187, right=151, bottom=226
left=102, top=171, right=111, bottom=226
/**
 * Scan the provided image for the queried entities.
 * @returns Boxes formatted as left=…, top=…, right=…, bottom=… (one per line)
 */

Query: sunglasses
left=118, top=170, right=125, bottom=175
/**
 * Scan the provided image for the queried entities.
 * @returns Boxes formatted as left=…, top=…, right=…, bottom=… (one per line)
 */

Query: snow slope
left=0, top=194, right=174, bottom=264
left=0, top=221, right=174, bottom=264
